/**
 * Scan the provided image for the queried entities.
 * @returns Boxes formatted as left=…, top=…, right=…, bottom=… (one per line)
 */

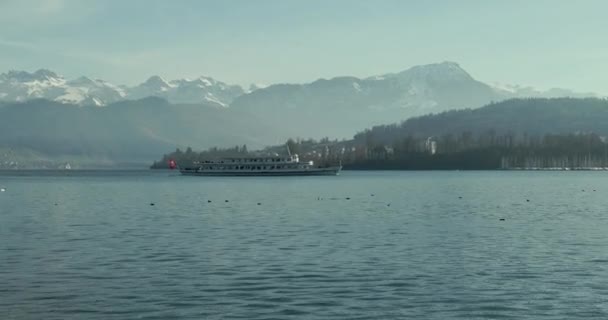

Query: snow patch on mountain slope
left=0, top=70, right=244, bottom=106
left=0, top=64, right=598, bottom=109
left=491, top=82, right=597, bottom=98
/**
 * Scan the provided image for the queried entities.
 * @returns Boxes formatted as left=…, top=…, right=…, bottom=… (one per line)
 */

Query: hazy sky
left=0, top=0, right=606, bottom=93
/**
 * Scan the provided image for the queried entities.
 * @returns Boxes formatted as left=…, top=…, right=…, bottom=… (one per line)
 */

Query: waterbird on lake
left=0, top=188, right=5, bottom=192
left=150, top=203, right=155, bottom=206
left=207, top=200, right=212, bottom=203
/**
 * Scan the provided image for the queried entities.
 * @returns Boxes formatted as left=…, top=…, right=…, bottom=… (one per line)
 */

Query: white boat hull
left=180, top=166, right=341, bottom=176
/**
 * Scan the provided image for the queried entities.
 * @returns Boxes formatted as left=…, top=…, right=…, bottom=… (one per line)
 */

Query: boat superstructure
left=179, top=154, right=341, bottom=176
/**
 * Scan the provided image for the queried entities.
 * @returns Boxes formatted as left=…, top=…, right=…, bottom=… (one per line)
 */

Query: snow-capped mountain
left=230, top=61, right=598, bottom=139
left=0, top=63, right=597, bottom=111
left=0, top=69, right=126, bottom=106
left=0, top=70, right=244, bottom=107
left=491, top=82, right=597, bottom=99
left=128, top=76, right=244, bottom=107
left=247, top=83, right=268, bottom=93
left=232, top=62, right=499, bottom=123
left=0, top=62, right=603, bottom=168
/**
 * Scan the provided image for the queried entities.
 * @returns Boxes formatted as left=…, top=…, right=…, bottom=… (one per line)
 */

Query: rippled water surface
left=2, top=170, right=608, bottom=319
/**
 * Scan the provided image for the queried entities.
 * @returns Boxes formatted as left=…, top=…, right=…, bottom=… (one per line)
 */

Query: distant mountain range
left=0, top=62, right=596, bottom=109
left=229, top=62, right=598, bottom=138
left=0, top=69, right=244, bottom=107
left=0, top=62, right=601, bottom=168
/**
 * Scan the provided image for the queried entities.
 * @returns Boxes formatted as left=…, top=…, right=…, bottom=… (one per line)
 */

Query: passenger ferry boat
left=179, top=154, right=341, bottom=176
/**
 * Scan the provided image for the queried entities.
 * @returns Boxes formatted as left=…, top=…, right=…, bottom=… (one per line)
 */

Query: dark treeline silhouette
left=153, top=133, right=608, bottom=170
left=354, top=97, right=608, bottom=146
left=345, top=98, right=608, bottom=169
left=151, top=145, right=249, bottom=169
left=152, top=98, right=608, bottom=170
left=151, top=137, right=344, bottom=169
left=347, top=132, right=608, bottom=170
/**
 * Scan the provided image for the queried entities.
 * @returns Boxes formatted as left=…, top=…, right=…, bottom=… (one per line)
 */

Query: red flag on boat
left=168, top=159, right=177, bottom=170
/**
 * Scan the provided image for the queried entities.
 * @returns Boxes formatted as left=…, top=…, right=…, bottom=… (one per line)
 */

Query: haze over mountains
left=0, top=62, right=600, bottom=168
left=0, top=62, right=595, bottom=108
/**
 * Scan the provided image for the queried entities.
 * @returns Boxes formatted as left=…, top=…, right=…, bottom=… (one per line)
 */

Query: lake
left=1, top=170, right=608, bottom=319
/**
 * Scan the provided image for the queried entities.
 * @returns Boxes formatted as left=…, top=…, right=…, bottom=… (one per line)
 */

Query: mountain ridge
left=0, top=62, right=596, bottom=108
left=0, top=70, right=245, bottom=107
left=0, top=62, right=603, bottom=168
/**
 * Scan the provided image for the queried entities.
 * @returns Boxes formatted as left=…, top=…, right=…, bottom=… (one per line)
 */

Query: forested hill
left=355, top=98, right=608, bottom=145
